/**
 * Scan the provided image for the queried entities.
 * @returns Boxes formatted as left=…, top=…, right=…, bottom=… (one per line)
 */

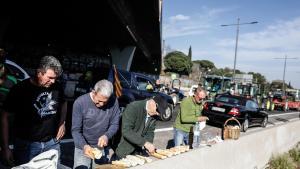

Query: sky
left=162, top=0, right=300, bottom=89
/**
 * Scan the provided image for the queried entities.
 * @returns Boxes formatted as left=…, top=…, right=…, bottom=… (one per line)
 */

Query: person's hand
left=83, top=145, right=94, bottom=159
left=56, top=122, right=65, bottom=140
left=1, top=147, right=14, bottom=166
left=144, top=142, right=156, bottom=154
left=97, top=135, right=108, bottom=148
left=198, top=116, right=209, bottom=122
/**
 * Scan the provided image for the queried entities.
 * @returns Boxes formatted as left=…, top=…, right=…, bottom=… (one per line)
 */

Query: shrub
left=289, top=148, right=300, bottom=163
left=268, top=154, right=295, bottom=169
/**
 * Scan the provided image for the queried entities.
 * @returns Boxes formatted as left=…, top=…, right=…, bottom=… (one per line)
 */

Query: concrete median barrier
left=133, top=120, right=300, bottom=169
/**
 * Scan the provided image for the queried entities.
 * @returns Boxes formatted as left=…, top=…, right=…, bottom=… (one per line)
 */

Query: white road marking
left=155, top=127, right=173, bottom=132
left=269, top=111, right=299, bottom=117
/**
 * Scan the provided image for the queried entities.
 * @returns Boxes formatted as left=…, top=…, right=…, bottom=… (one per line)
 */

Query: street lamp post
left=274, top=56, right=298, bottom=96
left=221, top=18, right=258, bottom=92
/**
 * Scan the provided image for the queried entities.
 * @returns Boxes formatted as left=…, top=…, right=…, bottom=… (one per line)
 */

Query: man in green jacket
left=115, top=95, right=168, bottom=159
left=173, top=86, right=208, bottom=146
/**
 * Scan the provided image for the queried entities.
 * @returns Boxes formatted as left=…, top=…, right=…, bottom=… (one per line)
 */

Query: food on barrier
left=135, top=155, right=153, bottom=163
left=156, top=149, right=173, bottom=157
left=169, top=147, right=181, bottom=155
left=112, top=146, right=192, bottom=168
left=122, top=158, right=138, bottom=167
left=179, top=145, right=190, bottom=152
left=150, top=152, right=167, bottom=159
left=91, top=148, right=102, bottom=159
left=126, top=155, right=145, bottom=165
left=169, top=145, right=189, bottom=154
left=112, top=155, right=153, bottom=168
left=112, top=160, right=130, bottom=168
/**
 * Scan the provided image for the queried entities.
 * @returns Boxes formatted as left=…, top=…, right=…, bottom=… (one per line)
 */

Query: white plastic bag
left=12, top=149, right=58, bottom=169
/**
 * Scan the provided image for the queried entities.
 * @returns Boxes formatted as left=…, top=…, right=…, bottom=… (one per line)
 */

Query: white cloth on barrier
left=12, top=149, right=58, bottom=169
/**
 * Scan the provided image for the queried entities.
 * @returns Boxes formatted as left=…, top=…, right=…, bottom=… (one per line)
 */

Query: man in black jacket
left=115, top=95, right=168, bottom=159
left=1, top=56, right=66, bottom=166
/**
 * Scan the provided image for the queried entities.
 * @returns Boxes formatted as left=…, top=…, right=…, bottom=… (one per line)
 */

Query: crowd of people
left=0, top=48, right=207, bottom=169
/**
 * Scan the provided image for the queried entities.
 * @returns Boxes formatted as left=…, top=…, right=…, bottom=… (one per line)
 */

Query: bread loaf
left=92, top=148, right=102, bottom=159
left=135, top=155, right=153, bottom=163
left=112, top=160, right=129, bottom=167
left=126, top=155, right=145, bottom=165
left=156, top=149, right=173, bottom=157
left=150, top=152, right=167, bottom=159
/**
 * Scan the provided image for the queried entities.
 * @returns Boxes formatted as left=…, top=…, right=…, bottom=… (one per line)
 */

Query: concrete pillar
left=110, top=46, right=136, bottom=71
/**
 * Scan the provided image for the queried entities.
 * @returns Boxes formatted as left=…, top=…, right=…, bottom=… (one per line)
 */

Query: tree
left=193, top=60, right=216, bottom=71
left=164, top=51, right=192, bottom=75
left=187, top=46, right=193, bottom=73
left=214, top=68, right=232, bottom=77
left=270, top=80, right=293, bottom=91
left=187, top=46, right=192, bottom=61
left=248, top=72, right=267, bottom=84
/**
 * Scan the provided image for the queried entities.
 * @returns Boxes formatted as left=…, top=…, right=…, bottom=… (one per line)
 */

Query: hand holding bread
left=144, top=142, right=156, bottom=153
left=91, top=148, right=102, bottom=159
left=83, top=145, right=102, bottom=159
left=83, top=145, right=95, bottom=159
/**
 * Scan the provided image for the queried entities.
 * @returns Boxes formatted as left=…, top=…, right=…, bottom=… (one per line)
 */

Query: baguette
left=126, top=155, right=145, bottom=165
left=156, top=149, right=173, bottom=157
left=91, top=148, right=102, bottom=159
left=181, top=145, right=190, bottom=152
left=169, top=147, right=181, bottom=155
left=150, top=152, right=167, bottom=159
left=112, top=160, right=128, bottom=168
left=122, top=158, right=137, bottom=167
left=178, top=146, right=186, bottom=153
left=135, top=155, right=153, bottom=163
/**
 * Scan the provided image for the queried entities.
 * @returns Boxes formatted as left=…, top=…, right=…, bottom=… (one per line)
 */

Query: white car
left=5, top=59, right=30, bottom=81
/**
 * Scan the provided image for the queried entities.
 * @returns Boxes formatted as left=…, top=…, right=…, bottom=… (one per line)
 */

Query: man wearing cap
left=115, top=95, right=168, bottom=159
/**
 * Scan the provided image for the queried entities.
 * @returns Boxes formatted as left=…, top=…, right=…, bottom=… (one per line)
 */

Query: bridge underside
left=0, top=0, right=162, bottom=74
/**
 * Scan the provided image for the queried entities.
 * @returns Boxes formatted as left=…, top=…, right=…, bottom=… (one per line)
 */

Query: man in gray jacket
left=72, top=79, right=120, bottom=168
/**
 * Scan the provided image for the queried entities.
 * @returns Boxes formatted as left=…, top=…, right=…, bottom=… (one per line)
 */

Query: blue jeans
left=73, top=147, right=109, bottom=169
left=13, top=137, right=60, bottom=165
left=173, top=128, right=189, bottom=146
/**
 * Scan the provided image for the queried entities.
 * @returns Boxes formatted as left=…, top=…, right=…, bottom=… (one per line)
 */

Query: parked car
left=202, top=93, right=268, bottom=132
left=5, top=59, right=30, bottom=81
